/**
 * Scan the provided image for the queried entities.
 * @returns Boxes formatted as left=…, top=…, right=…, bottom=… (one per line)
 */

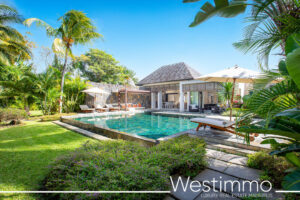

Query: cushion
left=105, top=104, right=113, bottom=108
left=128, top=108, right=135, bottom=111
left=95, top=104, right=103, bottom=109
left=80, top=105, right=89, bottom=110
left=191, top=104, right=197, bottom=109
left=190, top=118, right=234, bottom=128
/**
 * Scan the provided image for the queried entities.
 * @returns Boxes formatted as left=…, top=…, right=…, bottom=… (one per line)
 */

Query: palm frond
left=244, top=80, right=300, bottom=118
left=0, top=4, right=23, bottom=24
left=186, top=0, right=247, bottom=27
left=23, top=18, right=57, bottom=37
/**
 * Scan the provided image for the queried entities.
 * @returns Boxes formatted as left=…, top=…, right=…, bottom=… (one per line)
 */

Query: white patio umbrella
left=197, top=65, right=262, bottom=121
left=82, top=87, right=109, bottom=107
left=124, top=78, right=136, bottom=110
left=82, top=87, right=109, bottom=94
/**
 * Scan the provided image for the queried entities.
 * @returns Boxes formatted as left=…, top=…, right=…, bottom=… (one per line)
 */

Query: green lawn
left=0, top=121, right=94, bottom=200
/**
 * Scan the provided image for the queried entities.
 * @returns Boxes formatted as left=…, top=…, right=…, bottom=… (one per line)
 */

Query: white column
left=179, top=82, right=184, bottom=112
left=187, top=91, right=190, bottom=111
left=157, top=91, right=162, bottom=109
left=201, top=91, right=207, bottom=109
left=239, top=83, right=245, bottom=97
left=151, top=92, right=156, bottom=109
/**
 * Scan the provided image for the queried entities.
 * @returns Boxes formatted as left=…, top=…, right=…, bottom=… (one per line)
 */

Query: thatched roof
left=137, top=62, right=201, bottom=85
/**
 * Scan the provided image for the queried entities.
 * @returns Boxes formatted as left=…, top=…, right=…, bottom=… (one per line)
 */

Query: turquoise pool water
left=74, top=113, right=197, bottom=139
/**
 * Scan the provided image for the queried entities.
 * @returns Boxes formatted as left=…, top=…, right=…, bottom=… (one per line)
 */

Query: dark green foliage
left=0, top=108, right=27, bottom=123
left=0, top=4, right=31, bottom=66
left=0, top=62, right=40, bottom=112
left=247, top=151, right=292, bottom=188
left=39, top=135, right=206, bottom=200
left=146, top=135, right=207, bottom=177
left=282, top=168, right=300, bottom=190
left=63, top=76, right=87, bottom=113
left=74, top=48, right=138, bottom=84
left=184, top=0, right=246, bottom=27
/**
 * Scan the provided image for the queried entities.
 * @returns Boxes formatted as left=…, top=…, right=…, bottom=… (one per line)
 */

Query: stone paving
left=54, top=118, right=283, bottom=200
left=53, top=121, right=111, bottom=141
left=167, top=148, right=283, bottom=200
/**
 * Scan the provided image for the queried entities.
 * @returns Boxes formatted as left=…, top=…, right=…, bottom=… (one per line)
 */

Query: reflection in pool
left=74, top=113, right=197, bottom=139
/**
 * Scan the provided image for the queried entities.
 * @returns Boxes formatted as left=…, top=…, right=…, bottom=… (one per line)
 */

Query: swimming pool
left=74, top=113, right=197, bottom=139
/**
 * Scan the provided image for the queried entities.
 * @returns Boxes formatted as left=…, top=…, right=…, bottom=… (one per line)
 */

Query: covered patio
left=148, top=80, right=220, bottom=112
left=137, top=62, right=221, bottom=112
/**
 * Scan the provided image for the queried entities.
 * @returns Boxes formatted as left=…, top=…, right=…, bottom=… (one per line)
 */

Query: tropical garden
left=0, top=5, right=137, bottom=121
left=0, top=0, right=299, bottom=199
left=185, top=0, right=300, bottom=192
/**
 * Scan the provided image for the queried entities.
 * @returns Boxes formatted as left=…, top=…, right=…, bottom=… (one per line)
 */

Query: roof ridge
left=184, top=63, right=201, bottom=78
left=137, top=62, right=201, bottom=85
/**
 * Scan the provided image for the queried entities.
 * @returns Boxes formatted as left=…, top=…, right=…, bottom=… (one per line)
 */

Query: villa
left=85, top=62, right=252, bottom=113
left=138, top=62, right=253, bottom=112
left=137, top=62, right=220, bottom=112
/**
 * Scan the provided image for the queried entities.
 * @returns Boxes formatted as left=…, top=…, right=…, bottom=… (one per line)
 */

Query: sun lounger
left=190, top=118, right=254, bottom=141
left=95, top=105, right=109, bottom=112
left=79, top=105, right=95, bottom=113
left=105, top=104, right=120, bottom=111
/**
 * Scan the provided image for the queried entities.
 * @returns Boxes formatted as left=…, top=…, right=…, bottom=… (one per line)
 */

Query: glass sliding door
left=190, top=91, right=199, bottom=106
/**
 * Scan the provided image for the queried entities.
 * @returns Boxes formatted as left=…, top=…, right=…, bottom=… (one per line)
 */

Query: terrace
left=1, top=0, right=299, bottom=198
left=137, top=62, right=249, bottom=113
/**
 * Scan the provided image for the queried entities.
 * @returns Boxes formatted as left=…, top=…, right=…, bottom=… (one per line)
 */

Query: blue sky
left=7, top=0, right=280, bottom=80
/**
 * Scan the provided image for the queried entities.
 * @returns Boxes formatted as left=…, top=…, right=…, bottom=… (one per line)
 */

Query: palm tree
left=184, top=0, right=300, bottom=64
left=0, top=62, right=38, bottom=113
left=63, top=76, right=87, bottom=112
left=24, top=10, right=102, bottom=113
left=0, top=4, right=31, bottom=65
left=218, top=82, right=234, bottom=108
left=233, top=0, right=300, bottom=64
left=37, top=66, right=61, bottom=114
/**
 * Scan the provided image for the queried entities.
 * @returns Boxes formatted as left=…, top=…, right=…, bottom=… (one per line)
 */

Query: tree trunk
left=24, top=97, right=29, bottom=114
left=229, top=79, right=236, bottom=121
left=59, top=48, right=69, bottom=113
left=125, top=85, right=127, bottom=111
left=43, top=94, right=47, bottom=115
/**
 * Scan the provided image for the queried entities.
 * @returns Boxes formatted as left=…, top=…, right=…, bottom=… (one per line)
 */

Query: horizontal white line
left=0, top=191, right=171, bottom=194
left=275, top=190, right=300, bottom=193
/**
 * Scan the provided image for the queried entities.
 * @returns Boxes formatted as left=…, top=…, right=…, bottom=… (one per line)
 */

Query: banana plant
left=184, top=0, right=300, bottom=64
left=238, top=33, right=300, bottom=190
left=183, top=0, right=247, bottom=27
left=286, top=33, right=300, bottom=89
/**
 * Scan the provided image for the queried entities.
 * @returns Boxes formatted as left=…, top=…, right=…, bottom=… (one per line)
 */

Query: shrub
left=40, top=135, right=206, bottom=200
left=247, top=151, right=292, bottom=188
left=0, top=108, right=27, bottom=124
left=146, top=135, right=206, bottom=177
left=221, top=108, right=244, bottom=116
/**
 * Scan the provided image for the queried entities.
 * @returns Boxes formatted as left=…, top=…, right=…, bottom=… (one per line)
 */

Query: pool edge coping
left=61, top=114, right=159, bottom=146
left=60, top=111, right=194, bottom=145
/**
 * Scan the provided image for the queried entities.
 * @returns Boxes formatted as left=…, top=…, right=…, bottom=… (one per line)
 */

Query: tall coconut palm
left=24, top=10, right=102, bottom=113
left=0, top=4, right=31, bottom=65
